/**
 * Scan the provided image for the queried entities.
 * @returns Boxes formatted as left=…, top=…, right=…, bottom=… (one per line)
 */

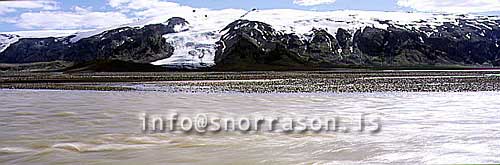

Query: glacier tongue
left=151, top=31, right=220, bottom=68
left=150, top=9, right=247, bottom=68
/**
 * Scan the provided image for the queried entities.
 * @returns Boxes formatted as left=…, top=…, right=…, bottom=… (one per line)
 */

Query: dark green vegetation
left=0, top=61, right=74, bottom=72
left=2, top=71, right=500, bottom=93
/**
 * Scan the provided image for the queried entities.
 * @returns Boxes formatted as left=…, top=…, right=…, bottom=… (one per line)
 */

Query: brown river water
left=0, top=89, right=499, bottom=164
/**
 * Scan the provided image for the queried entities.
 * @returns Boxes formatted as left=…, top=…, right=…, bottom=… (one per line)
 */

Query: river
left=0, top=90, right=499, bottom=164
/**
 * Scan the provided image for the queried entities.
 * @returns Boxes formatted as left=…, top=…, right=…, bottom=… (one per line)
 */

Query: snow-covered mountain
left=1, top=9, right=500, bottom=69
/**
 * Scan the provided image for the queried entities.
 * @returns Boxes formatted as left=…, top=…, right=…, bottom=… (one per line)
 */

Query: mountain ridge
left=1, top=9, right=500, bottom=71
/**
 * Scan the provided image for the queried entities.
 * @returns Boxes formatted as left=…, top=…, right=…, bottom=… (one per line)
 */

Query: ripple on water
left=124, top=136, right=170, bottom=144
left=0, top=147, right=33, bottom=154
left=49, top=112, right=77, bottom=117
left=51, top=143, right=155, bottom=153
left=11, top=112, right=37, bottom=116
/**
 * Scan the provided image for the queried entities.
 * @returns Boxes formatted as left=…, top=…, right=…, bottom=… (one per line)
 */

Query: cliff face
left=0, top=17, right=189, bottom=64
left=214, top=19, right=500, bottom=69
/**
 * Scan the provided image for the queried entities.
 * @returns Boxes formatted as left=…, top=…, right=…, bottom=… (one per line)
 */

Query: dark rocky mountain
left=0, top=17, right=189, bottom=64
left=1, top=12, right=500, bottom=71
left=215, top=19, right=500, bottom=70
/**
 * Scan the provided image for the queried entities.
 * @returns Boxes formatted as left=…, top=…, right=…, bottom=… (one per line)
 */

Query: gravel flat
left=2, top=70, right=500, bottom=93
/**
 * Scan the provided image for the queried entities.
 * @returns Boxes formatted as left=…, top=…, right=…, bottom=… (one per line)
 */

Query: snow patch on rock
left=0, top=34, right=19, bottom=53
left=0, top=30, right=85, bottom=54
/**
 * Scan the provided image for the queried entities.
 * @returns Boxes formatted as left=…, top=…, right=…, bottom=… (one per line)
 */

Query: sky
left=1, top=0, right=500, bottom=32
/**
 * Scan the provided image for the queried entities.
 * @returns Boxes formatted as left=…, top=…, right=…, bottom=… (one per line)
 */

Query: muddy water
left=0, top=90, right=499, bottom=164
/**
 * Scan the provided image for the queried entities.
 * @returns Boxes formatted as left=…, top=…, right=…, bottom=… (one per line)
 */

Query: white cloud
left=0, top=17, right=16, bottom=24
left=293, top=0, right=337, bottom=6
left=4, top=0, right=196, bottom=30
left=15, top=7, right=132, bottom=30
left=108, top=0, right=131, bottom=8
left=397, top=0, right=500, bottom=13
left=0, top=0, right=59, bottom=15
left=107, top=0, right=195, bottom=18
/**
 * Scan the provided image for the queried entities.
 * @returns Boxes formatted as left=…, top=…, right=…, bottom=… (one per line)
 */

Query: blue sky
left=0, top=0, right=499, bottom=32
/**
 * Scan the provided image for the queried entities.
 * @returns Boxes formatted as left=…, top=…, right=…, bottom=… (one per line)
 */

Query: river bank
left=2, top=70, right=500, bottom=92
